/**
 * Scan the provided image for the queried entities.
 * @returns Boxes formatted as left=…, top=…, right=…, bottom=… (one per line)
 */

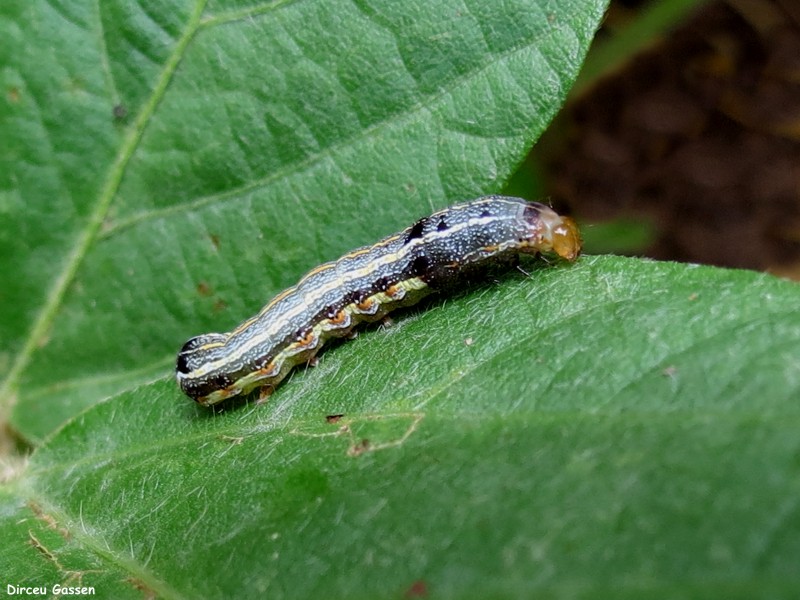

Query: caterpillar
left=177, top=196, right=581, bottom=405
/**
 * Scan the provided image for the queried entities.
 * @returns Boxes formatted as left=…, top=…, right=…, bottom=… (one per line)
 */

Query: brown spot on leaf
left=405, top=580, right=428, bottom=598
left=348, top=439, right=370, bottom=457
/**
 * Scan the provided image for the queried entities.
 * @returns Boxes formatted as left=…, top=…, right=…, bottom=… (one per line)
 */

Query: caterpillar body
left=177, top=196, right=581, bottom=405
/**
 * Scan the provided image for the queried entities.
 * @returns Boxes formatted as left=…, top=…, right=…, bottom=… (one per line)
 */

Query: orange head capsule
left=529, top=203, right=582, bottom=261
left=550, top=216, right=582, bottom=261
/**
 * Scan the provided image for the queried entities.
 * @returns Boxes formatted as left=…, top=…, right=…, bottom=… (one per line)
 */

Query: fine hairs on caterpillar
left=176, top=196, right=582, bottom=406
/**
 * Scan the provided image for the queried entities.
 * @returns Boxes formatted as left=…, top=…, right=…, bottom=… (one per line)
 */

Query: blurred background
left=504, top=0, right=800, bottom=278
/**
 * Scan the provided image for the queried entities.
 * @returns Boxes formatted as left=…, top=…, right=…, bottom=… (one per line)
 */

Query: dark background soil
left=539, top=0, right=800, bottom=278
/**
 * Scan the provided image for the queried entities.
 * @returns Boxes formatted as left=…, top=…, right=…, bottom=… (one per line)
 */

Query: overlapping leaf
left=1, top=0, right=605, bottom=443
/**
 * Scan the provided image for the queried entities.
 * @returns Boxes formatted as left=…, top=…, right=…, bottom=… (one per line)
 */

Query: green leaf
left=8, top=1, right=800, bottom=597
left=3, top=256, right=800, bottom=598
left=1, top=0, right=607, bottom=443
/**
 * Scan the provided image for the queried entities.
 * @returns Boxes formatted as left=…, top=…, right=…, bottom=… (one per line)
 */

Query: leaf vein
left=97, top=21, right=572, bottom=239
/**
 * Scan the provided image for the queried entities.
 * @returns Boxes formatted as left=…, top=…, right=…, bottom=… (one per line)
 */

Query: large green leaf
left=3, top=256, right=800, bottom=598
left=6, top=0, right=800, bottom=597
left=1, top=0, right=606, bottom=443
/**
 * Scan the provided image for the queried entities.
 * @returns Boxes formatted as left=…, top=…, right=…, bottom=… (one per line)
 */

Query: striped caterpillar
left=176, top=196, right=581, bottom=405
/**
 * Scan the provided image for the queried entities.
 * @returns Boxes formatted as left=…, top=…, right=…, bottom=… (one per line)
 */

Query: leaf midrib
left=0, top=0, right=209, bottom=419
